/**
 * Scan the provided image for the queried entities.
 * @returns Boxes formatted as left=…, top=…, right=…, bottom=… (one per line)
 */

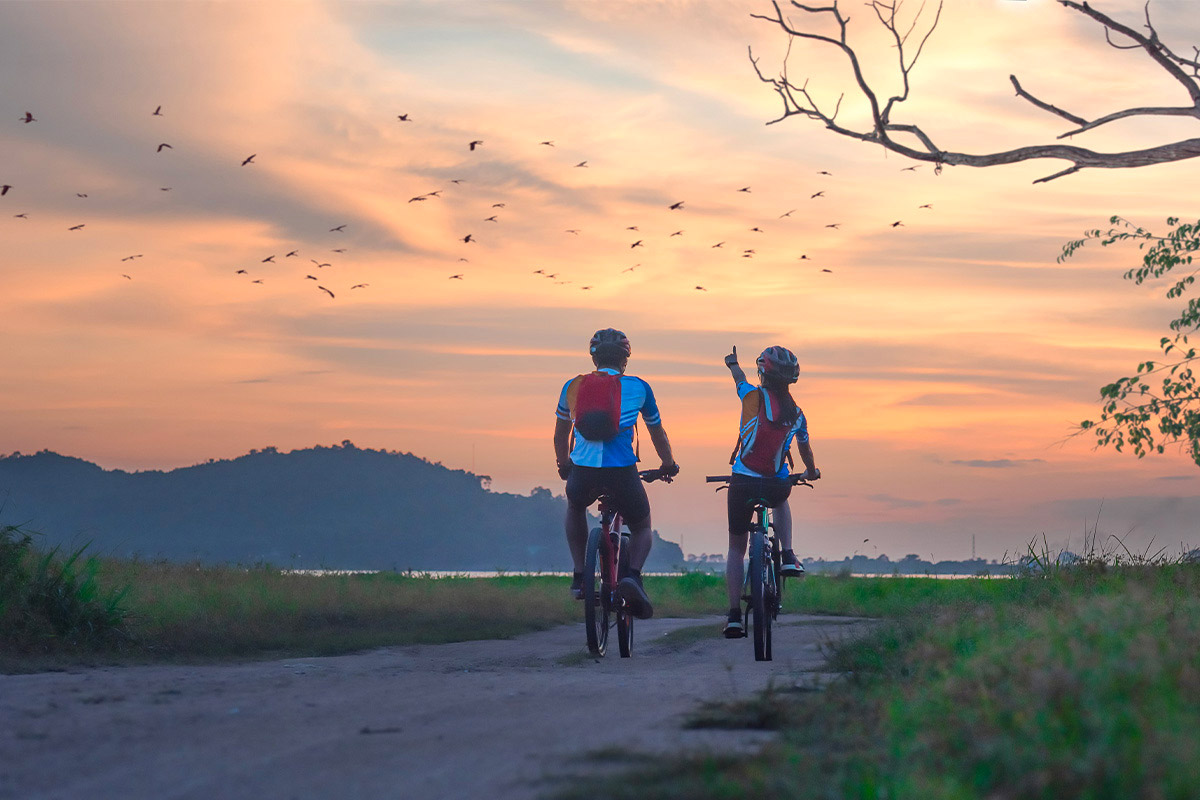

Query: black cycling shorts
left=727, top=474, right=792, bottom=536
left=566, top=464, right=651, bottom=525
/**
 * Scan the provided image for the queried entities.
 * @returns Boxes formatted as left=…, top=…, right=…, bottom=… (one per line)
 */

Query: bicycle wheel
left=616, top=537, right=634, bottom=658
left=749, top=527, right=772, bottom=661
left=583, top=526, right=611, bottom=656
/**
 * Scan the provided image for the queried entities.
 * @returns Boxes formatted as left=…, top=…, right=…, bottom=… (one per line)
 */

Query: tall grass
left=0, top=524, right=130, bottom=650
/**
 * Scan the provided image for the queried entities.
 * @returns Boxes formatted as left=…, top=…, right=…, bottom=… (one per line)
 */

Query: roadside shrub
left=0, top=524, right=131, bottom=649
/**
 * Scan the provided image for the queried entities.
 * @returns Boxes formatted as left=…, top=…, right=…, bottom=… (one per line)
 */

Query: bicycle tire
left=749, top=527, right=772, bottom=661
left=583, top=526, right=610, bottom=657
left=616, top=539, right=634, bottom=658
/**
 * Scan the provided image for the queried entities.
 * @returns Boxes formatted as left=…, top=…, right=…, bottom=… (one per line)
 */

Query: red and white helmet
left=757, top=346, right=799, bottom=384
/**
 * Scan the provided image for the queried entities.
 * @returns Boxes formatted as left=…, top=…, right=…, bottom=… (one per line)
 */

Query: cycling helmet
left=590, top=328, right=631, bottom=364
left=757, top=346, right=799, bottom=384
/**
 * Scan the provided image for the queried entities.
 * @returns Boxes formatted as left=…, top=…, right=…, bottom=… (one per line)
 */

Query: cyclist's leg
left=772, top=500, right=792, bottom=551
left=611, top=466, right=654, bottom=618
left=725, top=478, right=755, bottom=634
left=726, top=530, right=749, bottom=611
left=565, top=468, right=601, bottom=592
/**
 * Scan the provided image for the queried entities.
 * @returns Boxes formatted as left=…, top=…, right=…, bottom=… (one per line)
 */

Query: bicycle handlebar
left=705, top=473, right=815, bottom=487
left=639, top=468, right=677, bottom=484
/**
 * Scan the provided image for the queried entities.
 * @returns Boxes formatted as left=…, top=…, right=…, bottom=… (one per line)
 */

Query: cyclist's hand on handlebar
left=802, top=467, right=821, bottom=481
left=661, top=461, right=680, bottom=478
left=724, top=345, right=738, bottom=368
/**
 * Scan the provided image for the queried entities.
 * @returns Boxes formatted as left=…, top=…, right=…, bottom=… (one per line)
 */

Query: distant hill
left=0, top=443, right=684, bottom=572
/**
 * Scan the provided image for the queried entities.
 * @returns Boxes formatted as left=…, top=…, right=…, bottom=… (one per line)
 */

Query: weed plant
left=0, top=524, right=130, bottom=651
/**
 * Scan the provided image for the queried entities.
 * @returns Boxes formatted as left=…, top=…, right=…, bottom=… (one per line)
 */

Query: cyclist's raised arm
left=724, top=345, right=747, bottom=386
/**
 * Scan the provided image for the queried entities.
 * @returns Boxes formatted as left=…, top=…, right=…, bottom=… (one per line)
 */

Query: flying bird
left=821, top=268, right=833, bottom=273
left=919, top=204, right=933, bottom=209
left=330, top=224, right=346, bottom=232
left=153, top=105, right=163, bottom=116
left=331, top=248, right=346, bottom=253
left=668, top=201, right=684, bottom=210
left=13, top=213, right=27, bottom=218
left=462, top=234, right=474, bottom=243
left=484, top=215, right=498, bottom=222
left=318, top=285, right=335, bottom=299
left=533, top=269, right=545, bottom=275
left=468, top=140, right=483, bottom=150
left=623, top=264, right=639, bottom=273
left=901, top=165, right=920, bottom=171
left=457, top=257, right=469, bottom=262
left=695, top=285, right=707, bottom=291
left=286, top=250, right=299, bottom=257
left=545, top=273, right=559, bottom=279
left=160, top=187, right=171, bottom=191
left=311, top=259, right=331, bottom=268
left=156, top=143, right=172, bottom=152
left=630, top=240, right=643, bottom=248
left=76, top=193, right=88, bottom=198
left=625, top=226, right=639, bottom=231
left=540, top=141, right=554, bottom=146
left=817, top=170, right=832, bottom=176
left=750, top=227, right=763, bottom=233
left=21, top=112, right=35, bottom=124
left=810, top=191, right=824, bottom=198
left=424, top=190, right=442, bottom=198
left=351, top=284, right=369, bottom=289
left=737, top=187, right=751, bottom=193
left=241, top=154, right=256, bottom=166
left=251, top=279, right=264, bottom=284
left=824, top=223, right=840, bottom=229
left=448, top=274, right=464, bottom=280
left=779, top=209, right=796, bottom=218
left=891, top=220, right=904, bottom=227
left=580, top=285, right=593, bottom=290
left=262, top=255, right=275, bottom=263
left=408, top=195, right=427, bottom=203
left=236, top=269, right=248, bottom=274
left=450, top=179, right=464, bottom=184
left=121, top=274, right=132, bottom=280
left=743, top=249, right=755, bottom=254
left=711, top=242, right=724, bottom=248
left=120, top=255, right=143, bottom=261
left=798, top=254, right=810, bottom=260
left=565, top=229, right=580, bottom=235
left=0, top=185, right=9, bottom=196
left=670, top=230, right=684, bottom=237
left=397, top=113, right=410, bottom=121
left=575, top=161, right=588, bottom=168
left=305, top=274, right=317, bottom=280
left=492, top=203, right=505, bottom=208
left=68, top=224, right=85, bottom=231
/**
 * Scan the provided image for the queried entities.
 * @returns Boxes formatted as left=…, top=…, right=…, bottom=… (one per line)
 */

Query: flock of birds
left=6, top=106, right=937, bottom=297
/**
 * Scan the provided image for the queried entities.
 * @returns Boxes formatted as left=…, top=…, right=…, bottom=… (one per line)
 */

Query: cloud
left=950, top=458, right=1046, bottom=468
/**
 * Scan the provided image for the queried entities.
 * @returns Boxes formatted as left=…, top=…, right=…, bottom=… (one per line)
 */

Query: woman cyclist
left=721, top=345, right=820, bottom=638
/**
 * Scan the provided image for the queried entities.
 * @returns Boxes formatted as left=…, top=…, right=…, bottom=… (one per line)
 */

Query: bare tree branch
left=750, top=0, right=1200, bottom=182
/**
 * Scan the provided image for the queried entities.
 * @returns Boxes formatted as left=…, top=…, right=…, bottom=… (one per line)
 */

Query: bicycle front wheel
left=749, top=528, right=772, bottom=661
left=584, top=526, right=611, bottom=656
left=616, top=540, right=633, bottom=658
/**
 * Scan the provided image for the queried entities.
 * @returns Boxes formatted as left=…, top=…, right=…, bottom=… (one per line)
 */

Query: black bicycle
left=583, top=468, right=674, bottom=657
left=707, top=473, right=812, bottom=661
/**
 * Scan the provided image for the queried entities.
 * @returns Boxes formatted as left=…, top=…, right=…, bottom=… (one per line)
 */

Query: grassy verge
left=561, top=562, right=1200, bottom=800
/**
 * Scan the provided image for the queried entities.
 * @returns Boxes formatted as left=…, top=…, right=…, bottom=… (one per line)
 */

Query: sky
left=3, top=0, right=1199, bottom=562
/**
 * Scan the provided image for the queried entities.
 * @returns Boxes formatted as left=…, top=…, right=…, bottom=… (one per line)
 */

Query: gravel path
left=0, top=614, right=870, bottom=800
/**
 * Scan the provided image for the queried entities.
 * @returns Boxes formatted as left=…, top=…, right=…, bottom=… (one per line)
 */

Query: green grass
left=564, top=562, right=1200, bottom=800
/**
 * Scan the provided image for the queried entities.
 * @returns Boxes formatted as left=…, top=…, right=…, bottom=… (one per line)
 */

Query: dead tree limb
left=749, top=0, right=1200, bottom=183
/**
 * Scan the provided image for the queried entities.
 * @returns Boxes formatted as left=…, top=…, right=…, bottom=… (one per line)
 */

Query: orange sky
left=3, top=0, right=1199, bottom=561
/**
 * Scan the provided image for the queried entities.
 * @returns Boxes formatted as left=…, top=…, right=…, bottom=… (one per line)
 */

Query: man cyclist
left=554, top=328, right=679, bottom=619
left=721, top=345, right=820, bottom=638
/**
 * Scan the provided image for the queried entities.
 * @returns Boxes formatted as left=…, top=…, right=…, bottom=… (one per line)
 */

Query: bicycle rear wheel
left=583, top=526, right=611, bottom=656
left=616, top=539, right=634, bottom=658
left=749, top=528, right=772, bottom=661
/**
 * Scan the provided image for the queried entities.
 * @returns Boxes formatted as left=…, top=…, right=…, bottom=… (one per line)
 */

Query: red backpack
left=730, top=387, right=795, bottom=476
left=570, top=371, right=623, bottom=441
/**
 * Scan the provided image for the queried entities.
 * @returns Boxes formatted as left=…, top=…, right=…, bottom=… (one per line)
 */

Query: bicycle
left=583, top=468, right=674, bottom=658
left=706, top=473, right=812, bottom=661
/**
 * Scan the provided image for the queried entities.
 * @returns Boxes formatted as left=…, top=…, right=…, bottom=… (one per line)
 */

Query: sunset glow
left=4, top=0, right=1199, bottom=561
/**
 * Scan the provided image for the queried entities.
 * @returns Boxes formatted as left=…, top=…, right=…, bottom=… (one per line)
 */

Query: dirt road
left=1, top=615, right=868, bottom=800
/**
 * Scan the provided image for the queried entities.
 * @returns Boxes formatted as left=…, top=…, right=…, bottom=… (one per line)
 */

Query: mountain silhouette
left=0, top=443, right=684, bottom=571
